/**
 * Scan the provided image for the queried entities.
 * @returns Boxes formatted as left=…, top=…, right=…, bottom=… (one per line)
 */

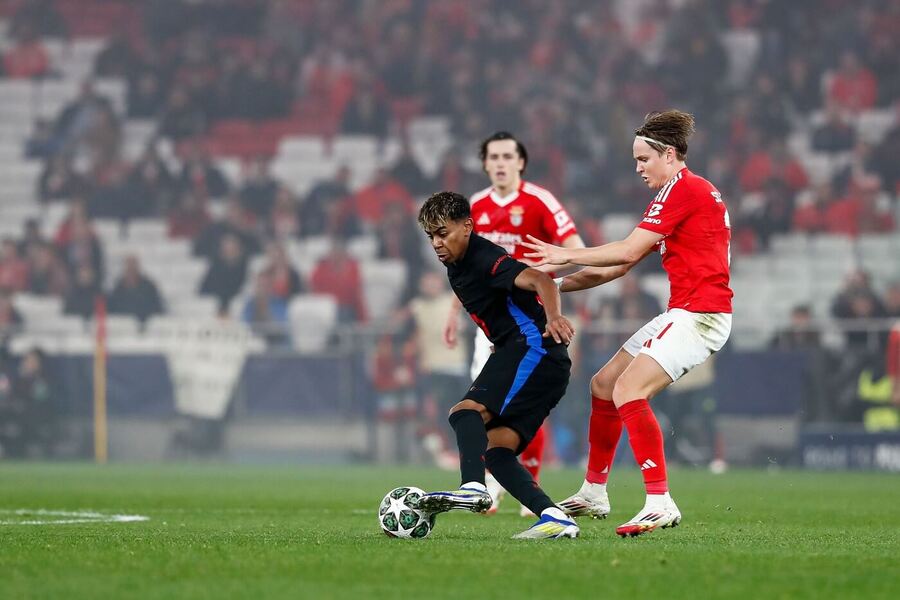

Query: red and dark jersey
left=638, top=168, right=733, bottom=313
left=445, top=234, right=555, bottom=349
left=469, top=181, right=578, bottom=260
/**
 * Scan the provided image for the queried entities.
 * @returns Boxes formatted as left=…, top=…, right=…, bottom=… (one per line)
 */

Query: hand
left=543, top=315, right=575, bottom=345
left=443, top=314, right=459, bottom=348
left=521, top=235, right=570, bottom=267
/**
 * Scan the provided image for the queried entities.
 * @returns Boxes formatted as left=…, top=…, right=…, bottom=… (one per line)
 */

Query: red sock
left=618, top=399, right=668, bottom=494
left=518, top=424, right=546, bottom=482
left=586, top=397, right=621, bottom=484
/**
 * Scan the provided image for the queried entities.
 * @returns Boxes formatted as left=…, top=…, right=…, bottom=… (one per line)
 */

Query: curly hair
left=418, top=191, right=470, bottom=231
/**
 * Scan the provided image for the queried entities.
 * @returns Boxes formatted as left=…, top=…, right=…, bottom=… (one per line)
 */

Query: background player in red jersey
left=523, top=110, right=733, bottom=537
left=443, top=131, right=585, bottom=516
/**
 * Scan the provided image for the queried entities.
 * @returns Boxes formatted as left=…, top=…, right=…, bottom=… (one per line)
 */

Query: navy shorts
left=464, top=336, right=571, bottom=453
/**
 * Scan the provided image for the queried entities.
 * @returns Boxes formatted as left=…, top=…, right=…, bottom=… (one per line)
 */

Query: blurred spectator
left=108, top=255, right=165, bottom=323
left=51, top=81, right=117, bottom=157
left=17, top=219, right=46, bottom=263
left=309, top=238, right=368, bottom=323
left=26, top=243, right=68, bottom=296
left=158, top=86, right=207, bottom=140
left=239, top=158, right=280, bottom=219
left=299, top=165, right=360, bottom=238
left=0, top=239, right=29, bottom=293
left=824, top=174, right=895, bottom=237
left=406, top=271, right=468, bottom=440
left=831, top=269, right=887, bottom=348
left=793, top=182, right=837, bottom=234
left=168, top=191, right=212, bottom=239
left=127, top=69, right=166, bottom=119
left=63, top=265, right=102, bottom=320
left=0, top=292, right=24, bottom=338
left=389, top=141, right=431, bottom=197
left=341, top=84, right=392, bottom=139
left=177, top=143, right=229, bottom=200
left=2, top=24, right=50, bottom=79
left=827, top=50, right=878, bottom=113
left=811, top=102, right=857, bottom=153
left=241, top=271, right=289, bottom=347
left=56, top=215, right=104, bottom=282
left=375, top=204, right=427, bottom=304
left=199, top=233, right=248, bottom=314
left=349, top=168, right=415, bottom=225
left=11, top=348, right=58, bottom=457
left=260, top=242, right=303, bottom=301
left=268, top=187, right=300, bottom=239
left=770, top=304, right=822, bottom=350
left=94, top=34, right=139, bottom=79
left=883, top=281, right=900, bottom=319
left=230, top=57, right=291, bottom=120
left=193, top=198, right=260, bottom=259
left=25, top=118, right=59, bottom=159
left=739, top=137, right=808, bottom=193
left=123, top=148, right=177, bottom=218
left=38, top=157, right=88, bottom=203
left=10, top=0, right=66, bottom=38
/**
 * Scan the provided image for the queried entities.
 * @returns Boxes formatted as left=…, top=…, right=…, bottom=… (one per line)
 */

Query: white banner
left=158, top=320, right=260, bottom=419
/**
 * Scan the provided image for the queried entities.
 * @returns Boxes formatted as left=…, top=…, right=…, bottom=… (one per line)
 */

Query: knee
left=611, top=375, right=636, bottom=406
left=449, top=399, right=486, bottom=419
left=590, top=370, right=615, bottom=398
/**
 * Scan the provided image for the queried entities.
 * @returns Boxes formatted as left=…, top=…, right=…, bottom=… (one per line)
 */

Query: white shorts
left=622, top=309, right=732, bottom=382
left=471, top=328, right=492, bottom=381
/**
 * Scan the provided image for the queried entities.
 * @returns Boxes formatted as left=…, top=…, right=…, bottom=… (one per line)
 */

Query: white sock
left=644, top=491, right=672, bottom=508
left=542, top=506, right=570, bottom=521
left=462, top=481, right=487, bottom=492
left=579, top=480, right=608, bottom=498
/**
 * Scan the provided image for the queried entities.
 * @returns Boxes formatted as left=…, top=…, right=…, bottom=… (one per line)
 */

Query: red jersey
left=469, top=181, right=578, bottom=260
left=638, top=168, right=733, bottom=313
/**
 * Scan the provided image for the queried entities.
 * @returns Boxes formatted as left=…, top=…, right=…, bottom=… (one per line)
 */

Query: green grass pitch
left=1, top=463, right=898, bottom=599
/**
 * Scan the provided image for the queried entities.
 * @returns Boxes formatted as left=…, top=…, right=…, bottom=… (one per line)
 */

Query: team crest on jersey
left=477, top=213, right=491, bottom=226
left=509, top=206, right=524, bottom=227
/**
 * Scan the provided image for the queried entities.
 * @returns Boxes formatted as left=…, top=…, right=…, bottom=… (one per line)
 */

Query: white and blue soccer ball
left=378, top=486, right=435, bottom=539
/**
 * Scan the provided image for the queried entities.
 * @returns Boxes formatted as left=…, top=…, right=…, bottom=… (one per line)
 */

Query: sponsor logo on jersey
left=643, top=217, right=662, bottom=225
left=481, top=231, right=522, bottom=254
left=509, top=206, right=524, bottom=227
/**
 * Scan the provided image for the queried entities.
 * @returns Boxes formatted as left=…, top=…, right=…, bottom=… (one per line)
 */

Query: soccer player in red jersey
left=522, top=110, right=733, bottom=537
left=443, top=131, right=585, bottom=516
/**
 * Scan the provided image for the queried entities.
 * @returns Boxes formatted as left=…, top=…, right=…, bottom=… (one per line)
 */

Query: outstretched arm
left=556, top=246, right=656, bottom=292
left=529, top=232, right=586, bottom=275
left=513, top=267, right=575, bottom=344
left=522, top=227, right=663, bottom=268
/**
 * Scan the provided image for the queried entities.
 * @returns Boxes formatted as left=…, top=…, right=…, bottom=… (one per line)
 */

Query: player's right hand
left=543, top=315, right=575, bottom=345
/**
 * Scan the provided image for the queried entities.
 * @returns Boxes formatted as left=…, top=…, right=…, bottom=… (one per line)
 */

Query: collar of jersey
left=489, top=182, right=523, bottom=207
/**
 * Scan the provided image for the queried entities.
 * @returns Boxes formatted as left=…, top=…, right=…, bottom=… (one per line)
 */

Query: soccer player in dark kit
left=414, top=191, right=579, bottom=540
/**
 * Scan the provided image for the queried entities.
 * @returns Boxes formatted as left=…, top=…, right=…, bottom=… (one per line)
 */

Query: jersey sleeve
left=478, top=245, right=528, bottom=291
left=638, top=181, right=692, bottom=236
left=537, top=192, right=578, bottom=243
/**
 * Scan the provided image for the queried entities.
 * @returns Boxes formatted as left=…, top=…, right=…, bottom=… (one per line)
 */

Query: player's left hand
left=543, top=315, right=575, bottom=345
left=522, top=235, right=569, bottom=267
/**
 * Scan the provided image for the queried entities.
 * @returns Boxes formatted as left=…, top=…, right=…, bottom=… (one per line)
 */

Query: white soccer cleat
left=484, top=473, right=505, bottom=515
left=415, top=486, right=493, bottom=514
left=519, top=504, right=536, bottom=518
left=558, top=480, right=610, bottom=519
left=615, top=492, right=681, bottom=537
left=513, top=508, right=579, bottom=540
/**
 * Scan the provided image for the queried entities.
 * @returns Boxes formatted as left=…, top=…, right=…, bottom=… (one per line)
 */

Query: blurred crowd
left=0, top=0, right=899, bottom=436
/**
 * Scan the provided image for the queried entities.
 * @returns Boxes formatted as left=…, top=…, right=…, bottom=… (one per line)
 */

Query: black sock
left=485, top=447, right=555, bottom=516
left=449, top=409, right=486, bottom=487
